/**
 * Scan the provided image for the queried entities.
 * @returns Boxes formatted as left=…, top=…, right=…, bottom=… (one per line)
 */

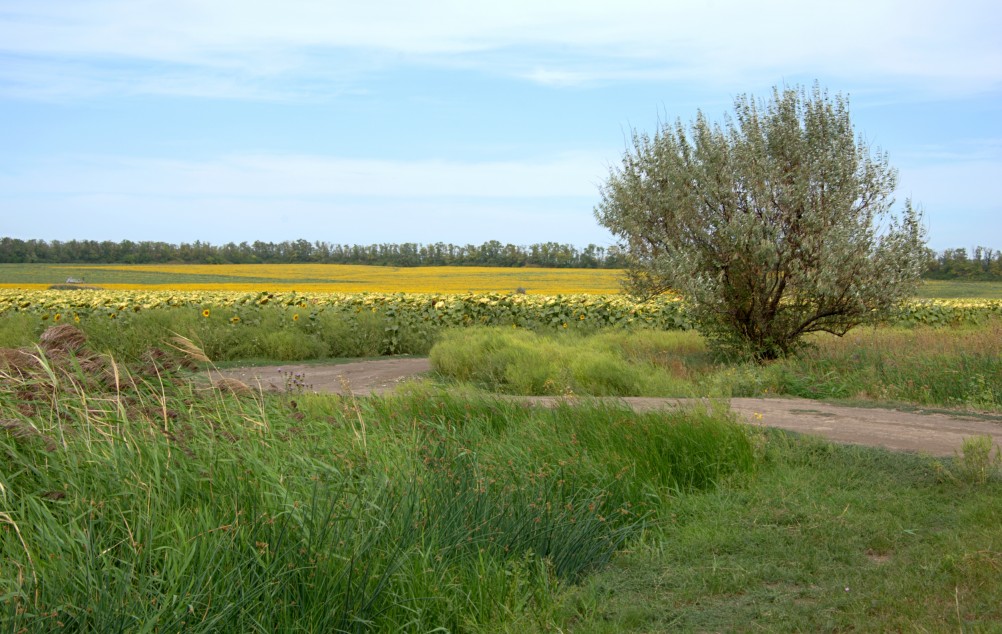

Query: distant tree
left=596, top=84, right=927, bottom=359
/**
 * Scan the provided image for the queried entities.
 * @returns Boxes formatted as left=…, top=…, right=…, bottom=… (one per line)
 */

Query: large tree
left=596, top=84, right=927, bottom=359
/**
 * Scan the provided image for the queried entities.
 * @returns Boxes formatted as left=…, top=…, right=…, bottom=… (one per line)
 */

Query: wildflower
left=202, top=309, right=211, bottom=318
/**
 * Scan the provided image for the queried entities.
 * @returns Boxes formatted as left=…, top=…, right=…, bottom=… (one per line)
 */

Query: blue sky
left=1, top=1, right=1000, bottom=251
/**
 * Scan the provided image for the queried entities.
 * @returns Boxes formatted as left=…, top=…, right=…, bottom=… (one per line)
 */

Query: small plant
left=956, top=435, right=1002, bottom=485
left=277, top=367, right=312, bottom=395
left=934, top=435, right=1002, bottom=485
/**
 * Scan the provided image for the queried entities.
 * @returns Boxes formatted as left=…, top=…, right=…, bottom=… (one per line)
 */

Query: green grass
left=429, top=327, right=702, bottom=397
left=916, top=279, right=1002, bottom=299
left=2, top=326, right=1001, bottom=631
left=0, top=263, right=342, bottom=286
left=554, top=434, right=1002, bottom=632
left=0, top=340, right=755, bottom=632
left=430, top=323, right=1002, bottom=411
left=0, top=304, right=437, bottom=361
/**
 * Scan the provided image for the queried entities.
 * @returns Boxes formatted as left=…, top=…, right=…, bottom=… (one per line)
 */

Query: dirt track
left=209, top=358, right=1002, bottom=458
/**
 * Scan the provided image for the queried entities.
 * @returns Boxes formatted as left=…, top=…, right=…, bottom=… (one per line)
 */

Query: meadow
left=1, top=265, right=1001, bottom=631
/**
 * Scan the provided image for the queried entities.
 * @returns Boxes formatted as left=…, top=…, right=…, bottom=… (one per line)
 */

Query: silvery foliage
left=596, top=85, right=927, bottom=359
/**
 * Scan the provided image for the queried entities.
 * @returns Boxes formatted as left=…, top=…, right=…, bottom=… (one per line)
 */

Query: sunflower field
left=0, top=290, right=696, bottom=358
left=0, top=290, right=688, bottom=329
left=3, top=288, right=1001, bottom=323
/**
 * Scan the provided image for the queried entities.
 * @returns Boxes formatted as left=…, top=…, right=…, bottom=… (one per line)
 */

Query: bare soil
left=209, top=358, right=1002, bottom=457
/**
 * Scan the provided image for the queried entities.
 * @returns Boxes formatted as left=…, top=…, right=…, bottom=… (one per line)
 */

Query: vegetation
left=0, top=262, right=627, bottom=294
left=558, top=436, right=1002, bottom=631
left=1, top=266, right=1000, bottom=629
left=2, top=289, right=1001, bottom=364
left=0, top=328, right=754, bottom=631
left=4, top=237, right=999, bottom=281
left=0, top=237, right=628, bottom=268
left=915, top=280, right=1002, bottom=299
left=430, top=325, right=1002, bottom=411
left=3, top=290, right=1002, bottom=365
left=923, top=246, right=1002, bottom=281
left=596, top=84, right=927, bottom=359
left=2, top=325, right=1000, bottom=631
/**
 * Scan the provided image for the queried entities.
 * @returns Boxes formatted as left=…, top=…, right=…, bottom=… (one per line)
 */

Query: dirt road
left=209, top=358, right=1002, bottom=457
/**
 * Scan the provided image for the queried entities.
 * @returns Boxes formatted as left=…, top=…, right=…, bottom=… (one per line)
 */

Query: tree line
left=0, top=237, right=998, bottom=279
left=0, top=237, right=629, bottom=269
left=922, top=246, right=1002, bottom=281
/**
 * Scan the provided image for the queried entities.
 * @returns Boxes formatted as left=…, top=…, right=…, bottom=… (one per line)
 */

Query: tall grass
left=0, top=335, right=756, bottom=631
left=429, top=322, right=1002, bottom=410
left=430, top=327, right=701, bottom=397
left=0, top=306, right=437, bottom=363
left=769, top=322, right=1002, bottom=408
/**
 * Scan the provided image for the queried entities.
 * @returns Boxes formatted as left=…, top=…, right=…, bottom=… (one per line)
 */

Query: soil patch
left=207, top=357, right=432, bottom=396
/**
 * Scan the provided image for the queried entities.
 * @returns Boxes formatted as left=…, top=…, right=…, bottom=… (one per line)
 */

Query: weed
left=277, top=367, right=312, bottom=395
left=935, top=435, right=1002, bottom=486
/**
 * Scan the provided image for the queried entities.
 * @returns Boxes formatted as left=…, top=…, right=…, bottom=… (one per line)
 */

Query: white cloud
left=2, top=0, right=1000, bottom=99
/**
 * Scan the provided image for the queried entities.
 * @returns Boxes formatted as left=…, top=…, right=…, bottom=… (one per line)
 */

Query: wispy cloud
left=2, top=0, right=1000, bottom=100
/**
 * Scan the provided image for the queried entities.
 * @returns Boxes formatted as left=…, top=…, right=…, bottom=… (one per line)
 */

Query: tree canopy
left=596, top=84, right=927, bottom=359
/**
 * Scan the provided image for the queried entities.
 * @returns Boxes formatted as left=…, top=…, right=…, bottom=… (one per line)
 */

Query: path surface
left=209, top=358, right=1002, bottom=457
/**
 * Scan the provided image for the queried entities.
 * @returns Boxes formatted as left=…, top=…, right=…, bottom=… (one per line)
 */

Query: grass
left=0, top=303, right=437, bottom=361
left=429, top=323, right=1002, bottom=411
left=555, top=434, right=1002, bottom=631
left=0, top=335, right=755, bottom=632
left=4, top=306, right=1000, bottom=411
left=916, top=279, right=1002, bottom=299
left=1, top=325, right=1000, bottom=631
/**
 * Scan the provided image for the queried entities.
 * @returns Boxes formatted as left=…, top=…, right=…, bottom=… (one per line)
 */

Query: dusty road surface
left=208, top=357, right=432, bottom=397
left=209, top=358, right=1002, bottom=458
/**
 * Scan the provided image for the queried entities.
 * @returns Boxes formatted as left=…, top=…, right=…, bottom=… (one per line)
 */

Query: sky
left=1, top=0, right=1000, bottom=252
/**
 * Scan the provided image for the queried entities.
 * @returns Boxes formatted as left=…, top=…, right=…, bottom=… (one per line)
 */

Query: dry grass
left=810, top=320, right=1002, bottom=359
